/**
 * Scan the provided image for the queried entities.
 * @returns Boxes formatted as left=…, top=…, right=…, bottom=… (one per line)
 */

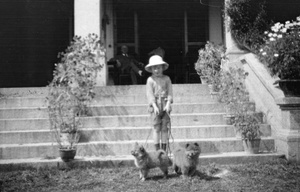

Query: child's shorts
left=151, top=111, right=170, bottom=131
left=148, top=96, right=170, bottom=131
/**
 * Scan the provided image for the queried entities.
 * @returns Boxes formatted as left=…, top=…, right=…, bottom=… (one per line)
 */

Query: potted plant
left=234, top=113, right=261, bottom=154
left=195, top=41, right=227, bottom=92
left=47, top=33, right=104, bottom=162
left=259, top=16, right=300, bottom=97
left=217, top=67, right=261, bottom=152
left=218, top=67, right=250, bottom=125
left=47, top=86, right=81, bottom=162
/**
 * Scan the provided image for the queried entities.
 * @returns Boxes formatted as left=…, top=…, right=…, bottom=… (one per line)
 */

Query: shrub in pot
left=47, top=33, right=104, bottom=162
left=218, top=67, right=250, bottom=124
left=195, top=41, right=227, bottom=90
left=217, top=67, right=261, bottom=151
left=234, top=113, right=261, bottom=154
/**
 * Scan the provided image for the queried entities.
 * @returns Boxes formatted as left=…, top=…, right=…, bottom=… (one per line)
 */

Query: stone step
left=0, top=112, right=264, bottom=132
left=0, top=152, right=284, bottom=171
left=0, top=103, right=226, bottom=119
left=0, top=84, right=210, bottom=98
left=0, top=94, right=218, bottom=108
left=0, top=137, right=275, bottom=159
left=0, top=124, right=271, bottom=145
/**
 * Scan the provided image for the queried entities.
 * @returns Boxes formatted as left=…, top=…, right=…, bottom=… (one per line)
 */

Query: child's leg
left=152, top=114, right=162, bottom=150
left=161, top=129, right=168, bottom=151
left=153, top=125, right=161, bottom=150
left=161, top=113, right=170, bottom=151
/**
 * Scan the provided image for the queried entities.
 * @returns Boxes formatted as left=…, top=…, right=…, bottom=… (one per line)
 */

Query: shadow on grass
left=146, top=170, right=220, bottom=181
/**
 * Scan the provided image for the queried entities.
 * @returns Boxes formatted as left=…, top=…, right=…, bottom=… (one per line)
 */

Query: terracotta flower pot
left=223, top=114, right=235, bottom=125
left=200, top=76, right=209, bottom=84
left=242, top=138, right=261, bottom=154
left=59, top=148, right=76, bottom=162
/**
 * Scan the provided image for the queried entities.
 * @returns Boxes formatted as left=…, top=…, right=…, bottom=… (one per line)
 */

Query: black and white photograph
left=0, top=0, right=300, bottom=191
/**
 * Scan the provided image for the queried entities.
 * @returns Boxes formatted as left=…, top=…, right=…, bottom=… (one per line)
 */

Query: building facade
left=0, top=0, right=224, bottom=87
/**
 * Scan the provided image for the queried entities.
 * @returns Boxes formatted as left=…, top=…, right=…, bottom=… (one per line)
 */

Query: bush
left=47, top=34, right=104, bottom=149
left=258, top=16, right=300, bottom=79
left=195, top=41, right=227, bottom=88
left=225, top=0, right=270, bottom=53
left=218, top=67, right=250, bottom=114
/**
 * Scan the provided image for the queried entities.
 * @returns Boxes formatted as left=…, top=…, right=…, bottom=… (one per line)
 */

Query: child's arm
left=163, top=76, right=173, bottom=114
left=146, top=77, right=159, bottom=115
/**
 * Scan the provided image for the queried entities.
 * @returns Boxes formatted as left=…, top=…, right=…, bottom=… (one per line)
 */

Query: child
left=145, top=55, right=173, bottom=151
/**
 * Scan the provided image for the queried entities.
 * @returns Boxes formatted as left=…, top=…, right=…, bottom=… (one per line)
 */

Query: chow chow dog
left=131, top=142, right=172, bottom=181
left=172, top=142, right=201, bottom=178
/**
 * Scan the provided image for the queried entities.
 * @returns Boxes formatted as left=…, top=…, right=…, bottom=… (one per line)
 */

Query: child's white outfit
left=145, top=55, right=173, bottom=151
left=146, top=75, right=173, bottom=131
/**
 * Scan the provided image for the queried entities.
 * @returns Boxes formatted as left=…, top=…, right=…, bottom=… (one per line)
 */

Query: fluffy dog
left=131, top=142, right=172, bottom=181
left=172, top=142, right=201, bottom=178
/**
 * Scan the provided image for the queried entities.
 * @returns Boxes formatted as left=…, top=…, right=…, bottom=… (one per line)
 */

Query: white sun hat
left=145, top=55, right=169, bottom=73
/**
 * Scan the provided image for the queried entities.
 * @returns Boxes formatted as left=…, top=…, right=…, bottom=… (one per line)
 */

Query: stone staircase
left=0, top=84, right=282, bottom=169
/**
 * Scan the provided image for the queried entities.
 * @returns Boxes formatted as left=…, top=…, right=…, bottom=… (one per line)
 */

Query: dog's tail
left=157, top=150, right=172, bottom=166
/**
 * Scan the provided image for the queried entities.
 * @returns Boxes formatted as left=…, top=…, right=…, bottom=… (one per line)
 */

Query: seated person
left=148, top=46, right=165, bottom=58
left=109, top=45, right=143, bottom=85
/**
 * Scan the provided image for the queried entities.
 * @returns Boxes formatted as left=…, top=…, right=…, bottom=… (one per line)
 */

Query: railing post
left=276, top=97, right=300, bottom=163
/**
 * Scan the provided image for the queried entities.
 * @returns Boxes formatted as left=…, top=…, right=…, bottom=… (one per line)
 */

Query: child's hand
left=164, top=102, right=171, bottom=114
left=116, top=60, right=121, bottom=67
left=153, top=104, right=160, bottom=115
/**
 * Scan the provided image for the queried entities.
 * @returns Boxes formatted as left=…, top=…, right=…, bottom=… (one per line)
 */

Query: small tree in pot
left=234, top=112, right=261, bottom=154
left=47, top=34, right=104, bottom=162
left=218, top=67, right=261, bottom=153
left=218, top=67, right=251, bottom=125
left=195, top=41, right=227, bottom=92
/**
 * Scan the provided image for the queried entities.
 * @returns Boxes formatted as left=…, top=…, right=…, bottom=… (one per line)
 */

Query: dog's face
left=185, top=143, right=201, bottom=159
left=131, top=142, right=147, bottom=158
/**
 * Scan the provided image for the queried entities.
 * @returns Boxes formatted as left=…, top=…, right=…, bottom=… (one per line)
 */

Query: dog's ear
left=194, top=143, right=199, bottom=147
left=140, top=146, right=145, bottom=152
left=185, top=143, right=190, bottom=148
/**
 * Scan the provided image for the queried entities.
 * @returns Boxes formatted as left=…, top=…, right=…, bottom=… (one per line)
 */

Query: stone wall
left=241, top=53, right=300, bottom=163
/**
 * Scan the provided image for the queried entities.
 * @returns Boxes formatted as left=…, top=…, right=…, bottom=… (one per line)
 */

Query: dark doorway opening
left=114, top=0, right=208, bottom=84
left=138, top=3, right=184, bottom=83
left=0, top=0, right=74, bottom=87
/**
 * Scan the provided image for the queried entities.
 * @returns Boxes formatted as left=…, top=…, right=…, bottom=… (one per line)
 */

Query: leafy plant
left=195, top=41, right=227, bottom=88
left=218, top=67, right=250, bottom=114
left=47, top=33, right=104, bottom=149
left=225, top=0, right=270, bottom=53
left=234, top=113, right=261, bottom=140
left=217, top=67, right=260, bottom=141
left=258, top=16, right=300, bottom=79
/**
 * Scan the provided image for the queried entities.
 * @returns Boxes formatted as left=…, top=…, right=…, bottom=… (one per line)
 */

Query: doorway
left=138, top=3, right=183, bottom=82
left=114, top=0, right=208, bottom=84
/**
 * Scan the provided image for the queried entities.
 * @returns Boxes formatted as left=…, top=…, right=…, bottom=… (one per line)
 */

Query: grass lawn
left=0, top=159, right=299, bottom=192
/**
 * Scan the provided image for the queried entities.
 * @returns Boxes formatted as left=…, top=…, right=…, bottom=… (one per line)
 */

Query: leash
left=166, top=112, right=174, bottom=157
left=144, top=102, right=174, bottom=156
left=144, top=125, right=153, bottom=148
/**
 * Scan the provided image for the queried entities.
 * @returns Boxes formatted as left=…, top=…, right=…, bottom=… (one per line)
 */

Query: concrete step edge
left=0, top=102, right=222, bottom=110
left=0, top=124, right=269, bottom=133
left=0, top=112, right=228, bottom=121
left=0, top=152, right=285, bottom=171
left=0, top=137, right=274, bottom=147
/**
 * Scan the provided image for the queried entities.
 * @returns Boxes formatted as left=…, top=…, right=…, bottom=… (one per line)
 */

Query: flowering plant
left=47, top=34, right=104, bottom=149
left=195, top=41, right=227, bottom=85
left=259, top=16, right=300, bottom=79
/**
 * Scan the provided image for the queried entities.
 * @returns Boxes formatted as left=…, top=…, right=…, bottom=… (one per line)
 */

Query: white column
left=74, top=0, right=107, bottom=86
left=75, top=0, right=101, bottom=37
left=208, top=0, right=223, bottom=44
left=224, top=0, right=247, bottom=63
left=105, top=1, right=114, bottom=61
